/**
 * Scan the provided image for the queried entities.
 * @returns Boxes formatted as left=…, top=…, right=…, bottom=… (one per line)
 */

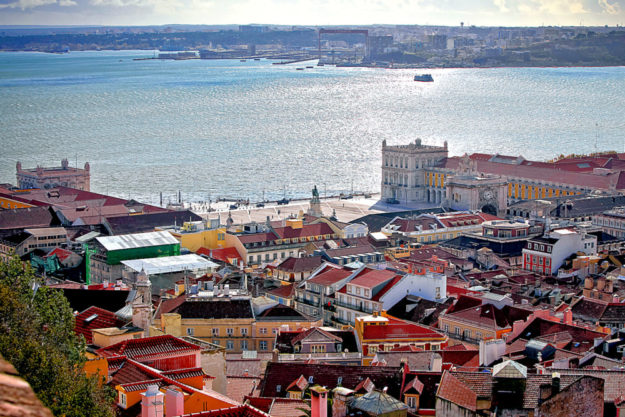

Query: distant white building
left=335, top=267, right=446, bottom=326
left=522, top=228, right=597, bottom=275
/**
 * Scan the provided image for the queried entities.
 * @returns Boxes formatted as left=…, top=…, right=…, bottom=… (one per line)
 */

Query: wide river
left=1, top=50, right=624, bottom=205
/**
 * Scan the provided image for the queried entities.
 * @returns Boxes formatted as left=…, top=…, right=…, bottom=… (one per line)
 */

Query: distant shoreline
left=1, top=50, right=624, bottom=70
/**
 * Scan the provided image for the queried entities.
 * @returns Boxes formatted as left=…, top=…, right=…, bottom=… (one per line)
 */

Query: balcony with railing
left=295, top=297, right=320, bottom=308
left=334, top=299, right=374, bottom=314
left=331, top=316, right=352, bottom=326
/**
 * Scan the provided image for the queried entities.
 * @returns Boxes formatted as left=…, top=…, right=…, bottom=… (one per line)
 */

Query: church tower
left=132, top=268, right=153, bottom=333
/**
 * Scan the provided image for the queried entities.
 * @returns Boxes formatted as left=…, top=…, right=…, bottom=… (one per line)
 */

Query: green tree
left=0, top=255, right=116, bottom=417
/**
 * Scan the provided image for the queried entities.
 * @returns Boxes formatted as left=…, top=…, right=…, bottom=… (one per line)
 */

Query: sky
left=0, top=0, right=623, bottom=27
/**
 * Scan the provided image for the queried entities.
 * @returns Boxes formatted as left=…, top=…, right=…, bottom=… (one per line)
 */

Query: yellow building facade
left=425, top=171, right=583, bottom=201
left=158, top=224, right=231, bottom=253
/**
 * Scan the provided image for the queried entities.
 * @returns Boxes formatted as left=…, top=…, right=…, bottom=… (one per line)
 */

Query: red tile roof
left=362, top=318, right=446, bottom=341
left=276, top=256, right=323, bottom=273
left=236, top=232, right=279, bottom=244
left=259, top=362, right=403, bottom=398
left=273, top=223, right=334, bottom=239
left=444, top=303, right=511, bottom=330
left=74, top=306, right=126, bottom=344
left=436, top=212, right=501, bottom=228
left=348, top=268, right=398, bottom=289
left=197, top=247, right=243, bottom=264
left=436, top=371, right=477, bottom=412
left=161, top=367, right=206, bottom=380
left=290, top=327, right=342, bottom=345
left=307, top=266, right=352, bottom=286
left=226, top=359, right=263, bottom=377
left=371, top=275, right=404, bottom=302
left=403, top=376, right=425, bottom=394
left=109, top=360, right=154, bottom=386
left=176, top=404, right=269, bottom=417
left=45, top=247, right=74, bottom=262
left=441, top=154, right=624, bottom=190
left=266, top=398, right=309, bottom=417
left=266, top=284, right=295, bottom=299
left=226, top=376, right=261, bottom=403
left=96, top=335, right=200, bottom=359
left=286, top=375, right=308, bottom=392
left=353, top=377, right=375, bottom=394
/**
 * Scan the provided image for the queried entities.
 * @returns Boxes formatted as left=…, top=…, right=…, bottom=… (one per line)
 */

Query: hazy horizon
left=0, top=0, right=623, bottom=28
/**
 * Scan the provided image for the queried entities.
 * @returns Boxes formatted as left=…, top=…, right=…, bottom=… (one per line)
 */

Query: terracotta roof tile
left=74, top=306, right=127, bottom=344
left=197, top=247, right=243, bottom=264
left=403, top=376, right=424, bottom=394
left=276, top=256, right=323, bottom=273
left=0, top=206, right=55, bottom=230
left=96, top=335, right=200, bottom=360
left=268, top=398, right=309, bottom=417
left=362, top=318, right=446, bottom=341
left=273, top=223, right=334, bottom=240
left=109, top=360, right=154, bottom=386
left=348, top=268, right=398, bottom=289
left=175, top=404, right=269, bottom=417
left=227, top=376, right=261, bottom=403
left=286, top=375, right=309, bottom=392
left=307, top=267, right=352, bottom=286
left=354, top=377, right=375, bottom=394
left=266, top=284, right=294, bottom=299
left=227, top=359, right=263, bottom=378
left=0, top=354, right=54, bottom=417
left=259, top=362, right=403, bottom=398
left=437, top=371, right=477, bottom=411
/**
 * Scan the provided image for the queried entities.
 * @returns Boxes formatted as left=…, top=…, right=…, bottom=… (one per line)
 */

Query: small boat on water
left=296, top=67, right=304, bottom=70
left=254, top=58, right=261, bottom=61
left=306, top=66, right=313, bottom=69
left=414, top=74, right=434, bottom=82
left=240, top=59, right=247, bottom=62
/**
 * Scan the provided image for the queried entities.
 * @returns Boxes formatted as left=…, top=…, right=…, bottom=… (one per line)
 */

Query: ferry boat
left=414, top=74, right=434, bottom=82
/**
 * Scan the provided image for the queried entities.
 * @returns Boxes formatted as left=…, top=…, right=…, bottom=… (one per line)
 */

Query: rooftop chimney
left=165, top=387, right=184, bottom=417
left=141, top=385, right=164, bottom=417
left=310, top=386, right=328, bottom=417
left=552, top=372, right=561, bottom=393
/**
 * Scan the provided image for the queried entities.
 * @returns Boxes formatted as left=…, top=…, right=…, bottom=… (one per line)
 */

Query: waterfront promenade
left=191, top=193, right=437, bottom=224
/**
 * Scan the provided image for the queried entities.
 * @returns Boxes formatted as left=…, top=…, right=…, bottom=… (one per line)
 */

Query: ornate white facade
left=381, top=139, right=508, bottom=215
left=381, top=138, right=448, bottom=204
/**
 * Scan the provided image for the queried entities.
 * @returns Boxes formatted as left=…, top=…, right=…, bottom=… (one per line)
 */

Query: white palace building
left=381, top=139, right=625, bottom=216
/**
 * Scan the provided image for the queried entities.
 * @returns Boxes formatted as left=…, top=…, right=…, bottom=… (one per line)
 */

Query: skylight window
left=84, top=314, right=98, bottom=324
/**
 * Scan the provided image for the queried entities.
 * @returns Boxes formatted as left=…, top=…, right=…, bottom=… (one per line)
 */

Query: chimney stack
left=165, top=387, right=184, bottom=417
left=551, top=372, right=561, bottom=393
left=310, top=386, right=328, bottom=417
left=141, top=385, right=164, bottom=417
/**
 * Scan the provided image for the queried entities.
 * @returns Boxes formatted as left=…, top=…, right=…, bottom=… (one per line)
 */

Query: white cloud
left=59, top=0, right=76, bottom=5
left=516, top=0, right=589, bottom=16
left=598, top=0, right=621, bottom=14
left=90, top=0, right=183, bottom=14
left=493, top=0, right=509, bottom=12
left=0, top=0, right=56, bottom=9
